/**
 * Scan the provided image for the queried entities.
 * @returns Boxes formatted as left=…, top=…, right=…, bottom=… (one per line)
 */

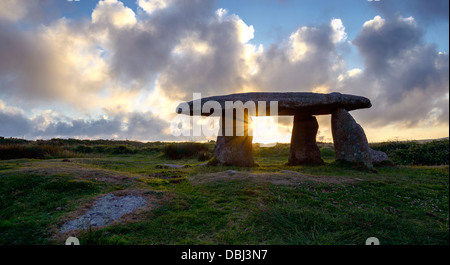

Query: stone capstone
left=177, top=92, right=372, bottom=116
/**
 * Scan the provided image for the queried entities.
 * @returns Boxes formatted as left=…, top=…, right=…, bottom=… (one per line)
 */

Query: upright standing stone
left=287, top=115, right=323, bottom=165
left=332, top=108, right=373, bottom=169
left=213, top=113, right=255, bottom=167
left=177, top=92, right=375, bottom=167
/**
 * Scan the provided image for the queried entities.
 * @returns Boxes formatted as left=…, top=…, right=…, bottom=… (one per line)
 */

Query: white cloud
left=338, top=68, right=363, bottom=82
left=173, top=33, right=213, bottom=55
left=330, top=18, right=347, bottom=43
left=216, top=8, right=228, bottom=19
left=363, top=15, right=385, bottom=30
left=137, top=0, right=173, bottom=15
left=236, top=18, right=255, bottom=44
left=0, top=99, right=25, bottom=115
left=92, top=0, right=136, bottom=28
left=288, top=27, right=313, bottom=62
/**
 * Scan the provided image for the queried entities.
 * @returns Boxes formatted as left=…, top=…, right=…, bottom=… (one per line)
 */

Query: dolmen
left=176, top=92, right=389, bottom=169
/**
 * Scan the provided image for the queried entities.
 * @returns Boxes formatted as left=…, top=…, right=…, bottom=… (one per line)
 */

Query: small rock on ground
left=156, top=164, right=186, bottom=169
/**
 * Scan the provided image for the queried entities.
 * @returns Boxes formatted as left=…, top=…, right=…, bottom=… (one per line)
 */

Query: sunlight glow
left=252, top=116, right=291, bottom=144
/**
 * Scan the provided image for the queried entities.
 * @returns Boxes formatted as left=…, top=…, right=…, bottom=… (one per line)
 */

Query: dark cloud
left=36, top=117, right=123, bottom=139
left=0, top=110, right=172, bottom=141
left=0, top=18, right=108, bottom=109
left=339, top=16, right=449, bottom=127
left=373, top=0, right=449, bottom=25
left=251, top=23, right=340, bottom=93
left=0, top=1, right=448, bottom=141
left=352, top=16, right=422, bottom=75
left=156, top=14, right=254, bottom=99
left=33, top=112, right=173, bottom=141
left=0, top=21, right=55, bottom=103
left=0, top=110, right=32, bottom=137
left=158, top=17, right=345, bottom=104
left=121, top=112, right=170, bottom=141
left=412, top=0, right=449, bottom=22
left=107, top=0, right=216, bottom=88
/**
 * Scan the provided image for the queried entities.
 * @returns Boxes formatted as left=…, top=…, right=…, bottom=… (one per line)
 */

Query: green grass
left=258, top=169, right=449, bottom=245
left=0, top=172, right=104, bottom=244
left=73, top=165, right=448, bottom=245
left=0, top=138, right=448, bottom=245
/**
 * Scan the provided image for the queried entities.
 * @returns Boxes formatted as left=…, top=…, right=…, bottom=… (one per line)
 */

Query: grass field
left=0, top=138, right=448, bottom=245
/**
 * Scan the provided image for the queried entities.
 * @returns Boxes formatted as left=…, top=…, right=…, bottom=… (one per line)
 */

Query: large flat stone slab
left=177, top=92, right=371, bottom=116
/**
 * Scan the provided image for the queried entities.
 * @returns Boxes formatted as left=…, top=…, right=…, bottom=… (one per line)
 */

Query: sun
left=251, top=116, right=291, bottom=144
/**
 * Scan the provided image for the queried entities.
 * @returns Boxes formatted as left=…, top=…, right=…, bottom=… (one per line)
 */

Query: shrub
left=370, top=139, right=449, bottom=166
left=0, top=137, right=29, bottom=145
left=253, top=143, right=290, bottom=157
left=0, top=144, right=67, bottom=160
left=163, top=143, right=210, bottom=160
left=320, top=147, right=335, bottom=158
left=111, top=145, right=136, bottom=154
left=0, top=145, right=43, bottom=160
left=93, top=145, right=108, bottom=153
left=139, top=147, right=161, bottom=154
left=73, top=145, right=94, bottom=153
left=198, top=151, right=213, bottom=161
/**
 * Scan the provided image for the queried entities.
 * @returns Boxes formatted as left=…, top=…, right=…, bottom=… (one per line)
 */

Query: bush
left=111, top=145, right=136, bottom=154
left=320, top=147, right=335, bottom=158
left=139, top=147, right=161, bottom=154
left=370, top=139, right=449, bottom=166
left=0, top=144, right=67, bottom=160
left=93, top=145, right=108, bottom=153
left=0, top=137, right=29, bottom=145
left=253, top=143, right=290, bottom=157
left=163, top=143, right=210, bottom=160
left=198, top=151, right=213, bottom=161
left=73, top=145, right=94, bottom=153
left=0, top=145, right=43, bottom=160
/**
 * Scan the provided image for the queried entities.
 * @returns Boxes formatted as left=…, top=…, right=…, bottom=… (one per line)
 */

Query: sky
left=0, top=0, right=448, bottom=143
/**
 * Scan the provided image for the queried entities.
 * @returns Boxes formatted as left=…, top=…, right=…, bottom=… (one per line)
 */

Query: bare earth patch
left=190, top=170, right=363, bottom=186
left=59, top=193, right=147, bottom=233
left=50, top=189, right=170, bottom=242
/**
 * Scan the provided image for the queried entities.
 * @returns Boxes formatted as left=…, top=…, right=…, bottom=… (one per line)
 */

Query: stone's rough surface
left=60, top=194, right=147, bottom=233
left=176, top=92, right=376, bottom=168
left=370, top=148, right=390, bottom=164
left=332, top=108, right=373, bottom=169
left=177, top=92, right=372, bottom=116
left=213, top=114, right=255, bottom=167
left=214, top=136, right=255, bottom=167
left=287, top=115, right=323, bottom=165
